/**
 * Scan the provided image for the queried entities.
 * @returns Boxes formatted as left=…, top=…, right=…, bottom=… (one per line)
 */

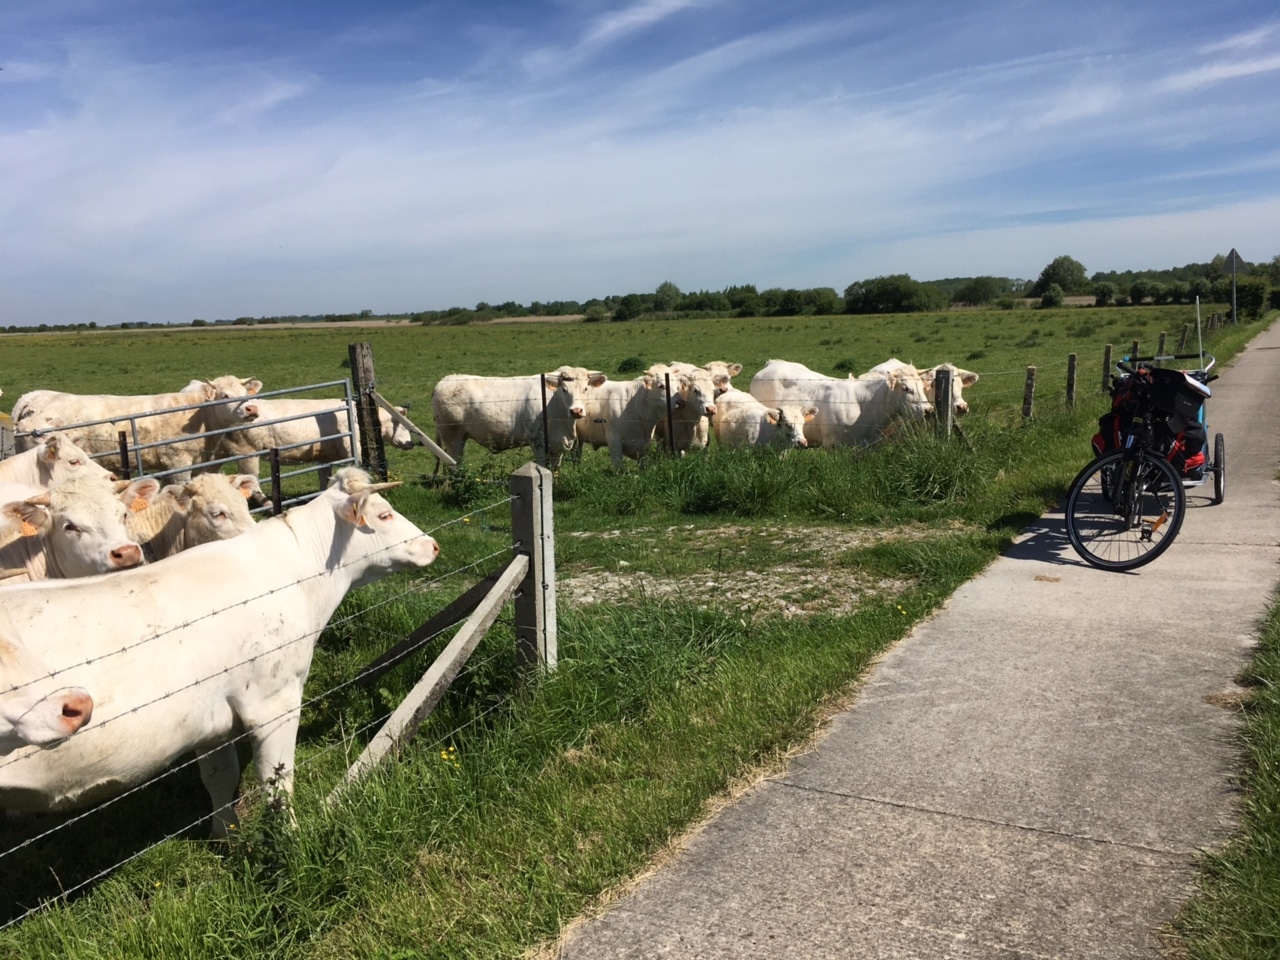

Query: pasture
left=0, top=306, right=1268, bottom=959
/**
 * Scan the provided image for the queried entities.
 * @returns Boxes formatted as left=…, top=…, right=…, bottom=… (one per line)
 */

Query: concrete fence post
left=511, top=462, right=557, bottom=673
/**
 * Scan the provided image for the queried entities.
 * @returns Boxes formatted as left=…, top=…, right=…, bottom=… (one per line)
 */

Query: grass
left=0, top=307, right=1272, bottom=958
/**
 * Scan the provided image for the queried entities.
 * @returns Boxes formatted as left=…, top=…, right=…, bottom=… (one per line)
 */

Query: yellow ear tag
left=20, top=520, right=39, bottom=537
left=130, top=496, right=149, bottom=513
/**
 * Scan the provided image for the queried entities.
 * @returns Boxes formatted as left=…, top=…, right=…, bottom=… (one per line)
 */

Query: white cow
left=864, top=358, right=979, bottom=416
left=0, top=468, right=439, bottom=837
left=0, top=476, right=158, bottom=583
left=432, top=366, right=607, bottom=471
left=749, top=360, right=849, bottom=445
left=0, top=433, right=115, bottom=488
left=12, top=376, right=263, bottom=477
left=669, top=360, right=744, bottom=396
left=221, top=398, right=415, bottom=476
left=575, top=373, right=675, bottom=470
left=1, top=636, right=94, bottom=749
left=807, top=369, right=934, bottom=447
left=650, top=365, right=718, bottom=455
left=126, top=473, right=261, bottom=562
left=710, top=389, right=815, bottom=449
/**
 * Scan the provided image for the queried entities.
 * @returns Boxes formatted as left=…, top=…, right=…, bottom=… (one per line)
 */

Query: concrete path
left=558, top=323, right=1280, bottom=959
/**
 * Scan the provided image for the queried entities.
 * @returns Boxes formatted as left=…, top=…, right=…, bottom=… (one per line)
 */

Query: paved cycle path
left=558, top=322, right=1280, bottom=959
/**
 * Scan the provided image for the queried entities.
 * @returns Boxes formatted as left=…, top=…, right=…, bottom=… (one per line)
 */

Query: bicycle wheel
left=1065, top=450, right=1187, bottom=571
left=1213, top=432, right=1225, bottom=505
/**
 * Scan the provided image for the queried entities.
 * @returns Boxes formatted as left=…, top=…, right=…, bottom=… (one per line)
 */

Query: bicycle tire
left=1065, top=450, right=1187, bottom=571
left=1213, top=432, right=1225, bottom=505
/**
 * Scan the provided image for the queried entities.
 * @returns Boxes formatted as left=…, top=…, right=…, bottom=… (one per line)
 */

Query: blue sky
left=2, top=0, right=1277, bottom=326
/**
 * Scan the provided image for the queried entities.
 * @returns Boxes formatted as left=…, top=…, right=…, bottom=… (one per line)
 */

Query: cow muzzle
left=58, top=690, right=95, bottom=735
left=110, top=543, right=145, bottom=568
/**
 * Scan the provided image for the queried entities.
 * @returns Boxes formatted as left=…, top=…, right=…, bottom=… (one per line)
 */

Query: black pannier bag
left=1091, top=367, right=1209, bottom=476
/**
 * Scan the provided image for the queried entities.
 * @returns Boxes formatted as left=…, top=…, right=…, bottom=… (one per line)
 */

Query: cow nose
left=703, top=403, right=717, bottom=416
left=432, top=539, right=441, bottom=557
left=111, top=543, right=144, bottom=568
left=956, top=402, right=969, bottom=415
left=242, top=403, right=259, bottom=420
left=569, top=405, right=584, bottom=418
left=59, top=692, right=94, bottom=734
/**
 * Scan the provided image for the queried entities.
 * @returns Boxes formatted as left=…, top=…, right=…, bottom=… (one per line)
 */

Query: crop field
left=0, top=306, right=1267, bottom=959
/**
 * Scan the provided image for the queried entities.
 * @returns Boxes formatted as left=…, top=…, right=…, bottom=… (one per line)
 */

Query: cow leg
left=198, top=742, right=243, bottom=840
left=244, top=707, right=302, bottom=828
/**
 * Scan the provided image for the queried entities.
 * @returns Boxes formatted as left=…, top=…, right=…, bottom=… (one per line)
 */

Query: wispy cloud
left=1200, top=24, right=1277, bottom=54
left=522, top=0, right=710, bottom=76
left=1156, top=53, right=1280, bottom=92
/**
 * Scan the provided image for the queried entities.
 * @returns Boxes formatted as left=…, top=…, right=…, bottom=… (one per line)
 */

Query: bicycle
left=1064, top=356, right=1220, bottom=571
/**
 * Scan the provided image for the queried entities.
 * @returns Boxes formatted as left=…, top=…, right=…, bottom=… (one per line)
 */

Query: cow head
left=330, top=469, right=440, bottom=585
left=770, top=404, right=816, bottom=448
left=201, top=375, right=264, bottom=427
left=170, top=473, right=260, bottom=548
left=921, top=364, right=979, bottom=416
left=885, top=368, right=934, bottom=418
left=705, top=362, right=743, bottom=397
left=544, top=367, right=607, bottom=421
left=379, top=406, right=416, bottom=450
left=678, top=371, right=718, bottom=420
left=38, top=434, right=115, bottom=487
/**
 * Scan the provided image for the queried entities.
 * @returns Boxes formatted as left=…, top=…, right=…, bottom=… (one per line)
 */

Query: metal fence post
left=269, top=448, right=284, bottom=516
left=1066, top=353, right=1077, bottom=408
left=934, top=366, right=952, bottom=438
left=1022, top=366, right=1037, bottom=419
left=510, top=462, right=557, bottom=673
left=117, top=431, right=132, bottom=480
left=348, top=342, right=388, bottom=481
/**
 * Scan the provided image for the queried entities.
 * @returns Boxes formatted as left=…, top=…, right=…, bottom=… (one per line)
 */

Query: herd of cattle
left=0, top=352, right=975, bottom=840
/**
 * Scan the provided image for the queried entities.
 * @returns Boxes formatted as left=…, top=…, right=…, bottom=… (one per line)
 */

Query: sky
left=1, top=0, right=1278, bottom=327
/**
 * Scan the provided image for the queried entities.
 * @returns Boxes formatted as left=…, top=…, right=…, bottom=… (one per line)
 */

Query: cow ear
left=588, top=372, right=608, bottom=387
left=120, top=478, right=161, bottom=512
left=726, top=363, right=743, bottom=377
left=230, top=475, right=263, bottom=500
left=338, top=491, right=372, bottom=528
left=921, top=368, right=937, bottom=384
left=766, top=411, right=779, bottom=425
left=542, top=375, right=561, bottom=391
left=41, top=435, right=61, bottom=462
left=201, top=382, right=219, bottom=400
left=242, top=378, right=263, bottom=395
left=959, top=369, right=980, bottom=385
left=5, top=501, right=51, bottom=537
left=803, top=407, right=817, bottom=422
left=164, top=485, right=194, bottom=511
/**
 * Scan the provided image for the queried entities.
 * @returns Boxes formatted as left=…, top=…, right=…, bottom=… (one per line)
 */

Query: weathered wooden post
left=665, top=372, right=676, bottom=455
left=1177, top=323, right=1190, bottom=351
left=934, top=365, right=953, bottom=438
left=539, top=374, right=551, bottom=469
left=1022, top=366, right=1036, bottom=419
left=1130, top=339, right=1140, bottom=362
left=1066, top=353, right=1077, bottom=408
left=347, top=342, right=388, bottom=481
left=0, top=413, right=15, bottom=461
left=1102, top=344, right=1112, bottom=392
left=511, top=462, right=557, bottom=673
left=1156, top=332, right=1167, bottom=364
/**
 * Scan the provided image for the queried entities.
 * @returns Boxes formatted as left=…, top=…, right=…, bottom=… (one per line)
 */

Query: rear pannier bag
left=1090, top=367, right=1210, bottom=476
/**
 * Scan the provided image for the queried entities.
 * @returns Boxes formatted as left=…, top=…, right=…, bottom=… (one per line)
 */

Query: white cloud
left=1156, top=53, right=1280, bottom=93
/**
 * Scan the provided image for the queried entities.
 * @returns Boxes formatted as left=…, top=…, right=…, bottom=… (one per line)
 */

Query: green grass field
left=0, top=306, right=1271, bottom=958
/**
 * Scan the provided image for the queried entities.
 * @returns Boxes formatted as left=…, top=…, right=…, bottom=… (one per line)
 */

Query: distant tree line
left=5, top=253, right=1277, bottom=334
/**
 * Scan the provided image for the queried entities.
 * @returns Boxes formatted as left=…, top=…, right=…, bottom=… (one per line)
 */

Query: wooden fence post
left=934, top=366, right=952, bottom=438
left=1102, top=344, right=1112, bottom=392
left=269, top=448, right=284, bottom=516
left=1066, top=353, right=1077, bottom=408
left=0, top=414, right=12, bottom=461
left=1022, top=366, right=1036, bottom=419
left=511, top=463, right=557, bottom=673
left=1156, top=332, right=1167, bottom=364
left=1130, top=339, right=1140, bottom=361
left=1178, top=323, right=1190, bottom=351
left=116, top=431, right=132, bottom=480
left=348, top=342, right=388, bottom=481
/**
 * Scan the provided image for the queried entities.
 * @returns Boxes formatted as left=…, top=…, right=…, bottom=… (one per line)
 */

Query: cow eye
left=69, top=458, right=83, bottom=466
left=378, top=510, right=393, bottom=522
left=63, top=521, right=82, bottom=535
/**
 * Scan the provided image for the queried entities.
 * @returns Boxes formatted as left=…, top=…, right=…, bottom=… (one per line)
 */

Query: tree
left=1236, top=276, right=1269, bottom=320
left=1031, top=256, right=1089, bottom=296
left=1188, top=277, right=1212, bottom=303
left=1093, top=281, right=1115, bottom=307
left=1265, top=254, right=1280, bottom=286
left=1040, top=283, right=1065, bottom=308
left=804, top=287, right=840, bottom=315
left=844, top=274, right=943, bottom=314
left=652, top=281, right=682, bottom=313
left=612, top=293, right=646, bottom=321
left=1129, top=278, right=1155, bottom=305
left=953, top=276, right=1003, bottom=305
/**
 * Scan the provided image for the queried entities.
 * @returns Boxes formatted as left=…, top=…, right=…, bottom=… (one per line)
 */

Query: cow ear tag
left=20, top=520, right=40, bottom=537
left=129, top=496, right=149, bottom=513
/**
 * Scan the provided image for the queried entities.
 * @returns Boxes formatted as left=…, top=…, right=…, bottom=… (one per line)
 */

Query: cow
left=650, top=365, right=718, bottom=455
left=669, top=360, right=744, bottom=396
left=126, top=473, right=261, bottom=562
left=749, top=360, right=850, bottom=445
left=432, top=366, right=607, bottom=471
left=0, top=433, right=115, bottom=488
left=710, top=388, right=815, bottom=450
left=220, top=398, right=415, bottom=477
left=0, top=476, right=158, bottom=583
left=12, top=376, right=263, bottom=478
left=863, top=358, right=980, bottom=416
left=1, top=636, right=94, bottom=749
left=0, top=467, right=440, bottom=838
left=806, top=369, right=934, bottom=447
left=574, top=373, right=675, bottom=470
